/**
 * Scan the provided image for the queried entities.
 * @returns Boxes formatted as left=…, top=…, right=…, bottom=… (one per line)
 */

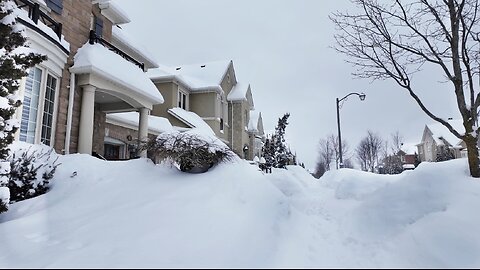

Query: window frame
left=177, top=87, right=188, bottom=110
left=18, top=65, right=60, bottom=147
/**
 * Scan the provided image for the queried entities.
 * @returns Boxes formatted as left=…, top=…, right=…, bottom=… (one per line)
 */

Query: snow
left=13, top=4, right=70, bottom=51
left=227, top=82, right=249, bottom=101
left=149, top=60, right=231, bottom=93
left=400, top=142, right=418, bottom=155
left=0, top=144, right=479, bottom=267
left=106, top=112, right=174, bottom=134
left=248, top=110, right=260, bottom=132
left=168, top=107, right=215, bottom=135
left=427, top=119, right=464, bottom=146
left=70, top=43, right=164, bottom=104
left=111, top=26, right=159, bottom=69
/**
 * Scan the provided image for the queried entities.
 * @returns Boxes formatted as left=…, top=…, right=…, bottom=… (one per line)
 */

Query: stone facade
left=47, top=0, right=114, bottom=154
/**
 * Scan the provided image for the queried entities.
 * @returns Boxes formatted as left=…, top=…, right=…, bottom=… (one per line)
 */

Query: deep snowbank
left=0, top=152, right=479, bottom=268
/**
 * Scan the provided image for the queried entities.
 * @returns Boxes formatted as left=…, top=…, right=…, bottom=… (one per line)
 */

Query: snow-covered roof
left=400, top=143, right=418, bottom=155
left=96, top=0, right=130, bottom=25
left=111, top=27, right=159, bottom=69
left=426, top=119, right=464, bottom=146
left=227, top=82, right=249, bottom=101
left=13, top=4, right=70, bottom=51
left=248, top=110, right=261, bottom=133
left=70, top=43, right=163, bottom=104
left=106, top=112, right=174, bottom=135
left=149, top=60, right=232, bottom=93
left=168, top=107, right=215, bottom=135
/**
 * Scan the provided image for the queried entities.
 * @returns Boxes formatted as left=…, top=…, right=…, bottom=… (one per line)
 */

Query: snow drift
left=0, top=148, right=478, bottom=268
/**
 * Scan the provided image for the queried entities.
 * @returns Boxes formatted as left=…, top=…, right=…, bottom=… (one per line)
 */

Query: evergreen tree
left=414, top=152, right=421, bottom=167
left=0, top=0, right=45, bottom=213
left=436, top=146, right=455, bottom=162
left=261, top=136, right=275, bottom=170
left=274, top=113, right=290, bottom=169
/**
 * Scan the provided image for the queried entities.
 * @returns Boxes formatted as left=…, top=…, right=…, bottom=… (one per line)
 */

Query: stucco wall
left=189, top=92, right=216, bottom=118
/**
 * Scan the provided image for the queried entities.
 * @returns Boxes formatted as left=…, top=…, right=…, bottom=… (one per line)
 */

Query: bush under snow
left=7, top=142, right=60, bottom=202
left=144, top=129, right=236, bottom=173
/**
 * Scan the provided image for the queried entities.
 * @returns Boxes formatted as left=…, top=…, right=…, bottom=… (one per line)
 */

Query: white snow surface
left=400, top=142, right=418, bottom=155
left=13, top=4, right=70, bottom=51
left=427, top=119, right=464, bottom=146
left=149, top=60, right=231, bottom=93
left=248, top=110, right=260, bottom=132
left=0, top=150, right=479, bottom=268
left=106, top=112, right=174, bottom=134
left=168, top=107, right=215, bottom=135
left=111, top=26, right=158, bottom=69
left=70, top=43, right=163, bottom=104
left=227, top=82, right=248, bottom=101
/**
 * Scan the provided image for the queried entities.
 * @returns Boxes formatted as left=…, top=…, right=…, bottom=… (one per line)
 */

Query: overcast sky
left=115, top=0, right=460, bottom=170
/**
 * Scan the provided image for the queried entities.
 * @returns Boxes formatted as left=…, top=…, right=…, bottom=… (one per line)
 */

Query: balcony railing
left=14, top=0, right=62, bottom=39
left=89, top=30, right=145, bottom=71
left=13, top=0, right=67, bottom=54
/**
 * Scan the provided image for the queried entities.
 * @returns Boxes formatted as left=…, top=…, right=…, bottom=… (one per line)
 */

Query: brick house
left=12, top=0, right=163, bottom=158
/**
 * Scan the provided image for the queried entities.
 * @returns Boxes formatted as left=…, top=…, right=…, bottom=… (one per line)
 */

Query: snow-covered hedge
left=144, top=129, right=235, bottom=173
left=8, top=142, right=60, bottom=202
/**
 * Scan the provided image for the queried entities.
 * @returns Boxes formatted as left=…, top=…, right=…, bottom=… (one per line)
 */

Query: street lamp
left=336, top=92, right=366, bottom=168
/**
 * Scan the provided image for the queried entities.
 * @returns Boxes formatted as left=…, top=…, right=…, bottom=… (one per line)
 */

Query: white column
left=138, top=107, right=150, bottom=158
left=77, top=85, right=96, bottom=154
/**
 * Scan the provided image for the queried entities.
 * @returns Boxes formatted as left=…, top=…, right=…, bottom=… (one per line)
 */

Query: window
left=20, top=68, right=42, bottom=143
left=220, top=118, right=224, bottom=132
left=178, top=89, right=188, bottom=110
left=46, top=0, right=63, bottom=14
left=19, top=67, right=59, bottom=146
left=40, top=75, right=57, bottom=145
left=94, top=16, right=104, bottom=37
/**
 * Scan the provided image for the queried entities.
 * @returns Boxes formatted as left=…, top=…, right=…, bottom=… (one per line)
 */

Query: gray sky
left=115, top=0, right=460, bottom=170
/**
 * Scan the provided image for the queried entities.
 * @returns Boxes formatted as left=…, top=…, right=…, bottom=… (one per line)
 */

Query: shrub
left=8, top=145, right=60, bottom=202
left=143, top=131, right=235, bottom=173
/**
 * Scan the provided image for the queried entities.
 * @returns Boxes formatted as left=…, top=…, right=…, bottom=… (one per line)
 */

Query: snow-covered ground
left=0, top=152, right=479, bottom=268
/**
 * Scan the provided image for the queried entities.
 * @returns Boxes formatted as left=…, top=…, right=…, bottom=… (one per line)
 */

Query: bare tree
left=332, top=0, right=480, bottom=177
left=356, top=131, right=384, bottom=172
left=318, top=138, right=334, bottom=171
left=391, top=131, right=404, bottom=155
left=329, top=134, right=350, bottom=169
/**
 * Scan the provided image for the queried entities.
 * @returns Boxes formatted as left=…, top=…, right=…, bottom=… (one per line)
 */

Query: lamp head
left=359, top=93, right=366, bottom=101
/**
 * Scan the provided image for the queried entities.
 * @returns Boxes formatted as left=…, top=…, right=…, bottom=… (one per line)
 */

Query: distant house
left=247, top=110, right=265, bottom=159
left=398, top=143, right=418, bottom=166
left=417, top=119, right=467, bottom=162
left=148, top=60, right=263, bottom=160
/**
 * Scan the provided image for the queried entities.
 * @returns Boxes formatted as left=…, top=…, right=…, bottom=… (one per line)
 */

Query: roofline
left=167, top=109, right=196, bottom=128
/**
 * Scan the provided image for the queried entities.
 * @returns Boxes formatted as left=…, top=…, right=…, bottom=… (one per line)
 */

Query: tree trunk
left=464, top=135, right=480, bottom=178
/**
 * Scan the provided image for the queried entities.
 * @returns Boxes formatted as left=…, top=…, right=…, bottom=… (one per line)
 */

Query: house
left=148, top=60, right=264, bottom=160
left=11, top=0, right=164, bottom=158
left=417, top=119, right=467, bottom=162
left=247, top=110, right=265, bottom=159
left=398, top=143, right=418, bottom=166
left=104, top=112, right=173, bottom=160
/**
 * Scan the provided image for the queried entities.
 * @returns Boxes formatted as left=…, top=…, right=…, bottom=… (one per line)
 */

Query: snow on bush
left=144, top=129, right=236, bottom=173
left=7, top=142, right=60, bottom=202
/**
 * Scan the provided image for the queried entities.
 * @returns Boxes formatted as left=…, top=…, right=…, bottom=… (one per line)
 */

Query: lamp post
left=336, top=92, right=366, bottom=168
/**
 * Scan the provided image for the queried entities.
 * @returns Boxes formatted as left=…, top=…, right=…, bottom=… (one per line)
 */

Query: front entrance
left=104, top=144, right=121, bottom=160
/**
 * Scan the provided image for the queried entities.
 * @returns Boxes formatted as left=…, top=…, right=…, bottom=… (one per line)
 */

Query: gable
left=245, top=87, right=254, bottom=110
